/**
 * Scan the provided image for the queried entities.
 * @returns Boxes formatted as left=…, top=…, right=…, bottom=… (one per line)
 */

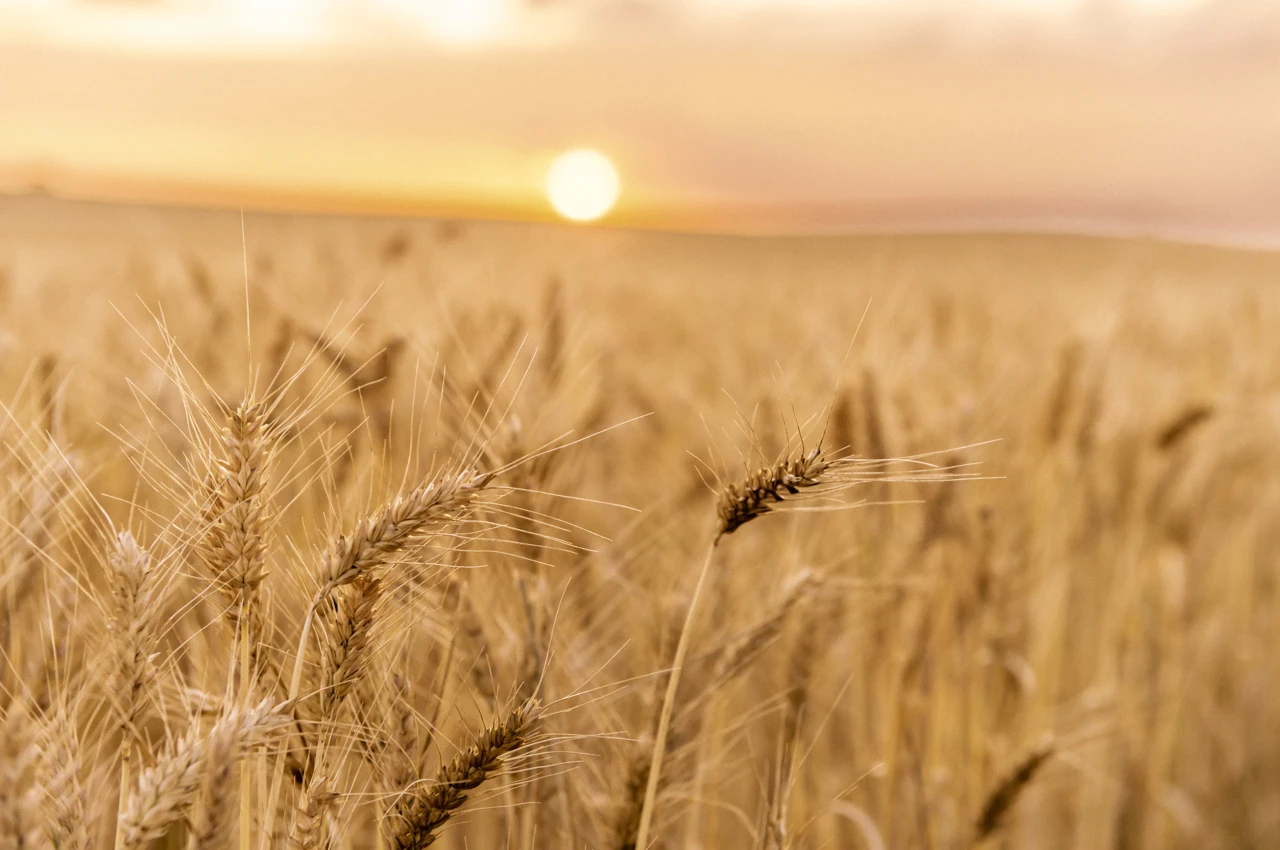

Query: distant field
left=2, top=194, right=1278, bottom=849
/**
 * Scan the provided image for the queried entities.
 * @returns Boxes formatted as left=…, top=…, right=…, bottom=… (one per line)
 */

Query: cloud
left=1, top=0, right=1278, bottom=244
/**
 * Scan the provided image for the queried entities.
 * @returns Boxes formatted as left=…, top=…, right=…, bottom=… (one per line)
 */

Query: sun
left=546, top=149, right=620, bottom=223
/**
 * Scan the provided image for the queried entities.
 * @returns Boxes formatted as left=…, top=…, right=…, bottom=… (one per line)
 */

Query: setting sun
left=546, top=149, right=620, bottom=222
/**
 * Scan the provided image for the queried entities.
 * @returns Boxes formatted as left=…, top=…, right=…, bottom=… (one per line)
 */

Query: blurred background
left=3, top=0, right=1280, bottom=241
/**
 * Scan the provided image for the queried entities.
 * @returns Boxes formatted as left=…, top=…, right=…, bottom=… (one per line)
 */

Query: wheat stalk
left=637, top=438, right=974, bottom=849
left=263, top=467, right=495, bottom=850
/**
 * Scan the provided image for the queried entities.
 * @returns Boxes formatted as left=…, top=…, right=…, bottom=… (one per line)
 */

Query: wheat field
left=2, top=195, right=1279, bottom=850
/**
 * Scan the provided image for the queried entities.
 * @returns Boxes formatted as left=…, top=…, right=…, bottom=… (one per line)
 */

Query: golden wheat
left=2, top=196, right=1278, bottom=849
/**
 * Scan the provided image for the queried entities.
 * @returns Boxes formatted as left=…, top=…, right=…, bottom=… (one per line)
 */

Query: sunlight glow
left=546, top=150, right=620, bottom=222
left=422, top=0, right=509, bottom=43
left=233, top=0, right=318, bottom=41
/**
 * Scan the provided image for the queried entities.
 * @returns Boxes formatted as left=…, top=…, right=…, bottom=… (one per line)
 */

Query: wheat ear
left=289, top=775, right=336, bottom=850
left=289, top=576, right=381, bottom=850
left=118, top=699, right=291, bottom=850
left=195, top=399, right=273, bottom=638
left=106, top=531, right=160, bottom=736
left=186, top=708, right=244, bottom=850
left=193, top=399, right=274, bottom=850
left=614, top=750, right=652, bottom=850
left=707, top=569, right=821, bottom=690
left=715, top=447, right=830, bottom=537
left=0, top=702, right=39, bottom=849
left=35, top=706, right=89, bottom=850
left=385, top=698, right=541, bottom=850
left=105, top=530, right=159, bottom=850
left=317, top=576, right=382, bottom=720
left=315, top=468, right=493, bottom=599
left=262, top=468, right=494, bottom=850
left=974, top=742, right=1054, bottom=843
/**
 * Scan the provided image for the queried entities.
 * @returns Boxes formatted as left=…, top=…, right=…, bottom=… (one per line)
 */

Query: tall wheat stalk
left=635, top=443, right=970, bottom=849
left=192, top=399, right=275, bottom=850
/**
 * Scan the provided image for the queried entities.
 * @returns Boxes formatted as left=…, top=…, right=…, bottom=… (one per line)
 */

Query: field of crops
left=2, top=194, right=1279, bottom=849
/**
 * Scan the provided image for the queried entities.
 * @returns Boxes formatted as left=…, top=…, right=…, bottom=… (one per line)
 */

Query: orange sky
left=2, top=0, right=1279, bottom=243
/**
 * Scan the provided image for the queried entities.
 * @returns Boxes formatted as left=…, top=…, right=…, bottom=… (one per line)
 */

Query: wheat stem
left=115, top=739, right=132, bottom=850
left=634, top=540, right=717, bottom=850
left=240, top=625, right=254, bottom=850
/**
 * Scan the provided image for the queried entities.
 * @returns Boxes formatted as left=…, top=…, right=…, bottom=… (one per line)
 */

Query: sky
left=2, top=0, right=1279, bottom=243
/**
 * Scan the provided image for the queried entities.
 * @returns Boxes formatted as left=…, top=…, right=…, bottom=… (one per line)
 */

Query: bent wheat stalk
left=635, top=442, right=974, bottom=850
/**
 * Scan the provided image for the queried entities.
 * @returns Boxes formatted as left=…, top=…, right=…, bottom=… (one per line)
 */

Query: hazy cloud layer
left=2, top=0, right=1278, bottom=243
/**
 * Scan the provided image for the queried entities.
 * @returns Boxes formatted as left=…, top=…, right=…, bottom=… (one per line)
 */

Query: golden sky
left=2, top=0, right=1279, bottom=243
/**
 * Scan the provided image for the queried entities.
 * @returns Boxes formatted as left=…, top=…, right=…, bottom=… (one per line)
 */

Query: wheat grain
left=290, top=775, right=337, bottom=850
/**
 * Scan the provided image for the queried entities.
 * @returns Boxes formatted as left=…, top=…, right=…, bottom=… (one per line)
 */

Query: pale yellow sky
left=2, top=0, right=1279, bottom=243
